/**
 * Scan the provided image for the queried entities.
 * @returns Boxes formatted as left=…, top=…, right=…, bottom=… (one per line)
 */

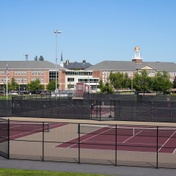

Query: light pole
left=54, top=30, right=61, bottom=96
left=5, top=64, right=8, bottom=100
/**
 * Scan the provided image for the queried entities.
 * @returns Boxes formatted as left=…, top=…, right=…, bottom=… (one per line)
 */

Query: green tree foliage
left=153, top=71, right=172, bottom=93
left=109, top=72, right=131, bottom=89
left=34, top=56, right=44, bottom=61
left=34, top=56, right=38, bottom=61
left=173, top=76, right=176, bottom=88
left=26, top=79, right=44, bottom=91
left=8, top=77, right=19, bottom=91
left=133, top=70, right=172, bottom=94
left=46, top=80, right=56, bottom=91
left=39, top=56, right=44, bottom=61
left=133, top=70, right=153, bottom=92
left=98, top=80, right=114, bottom=94
left=98, top=80, right=104, bottom=91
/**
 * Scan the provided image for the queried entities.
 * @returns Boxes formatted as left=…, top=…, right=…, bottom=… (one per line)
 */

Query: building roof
left=0, top=61, right=65, bottom=70
left=86, top=60, right=176, bottom=72
left=64, top=60, right=92, bottom=70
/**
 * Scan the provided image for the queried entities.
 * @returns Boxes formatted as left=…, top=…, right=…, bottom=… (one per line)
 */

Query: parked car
left=19, top=91, right=29, bottom=95
left=40, top=91, right=50, bottom=95
left=9, top=91, right=18, bottom=95
left=0, top=91, right=5, bottom=96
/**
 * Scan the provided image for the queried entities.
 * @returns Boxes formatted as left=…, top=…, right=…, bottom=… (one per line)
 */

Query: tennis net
left=8, top=121, right=50, bottom=132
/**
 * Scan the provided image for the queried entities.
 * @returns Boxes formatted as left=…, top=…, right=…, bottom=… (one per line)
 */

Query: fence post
left=156, top=126, right=159, bottom=169
left=42, top=122, right=45, bottom=162
left=118, top=100, right=121, bottom=120
left=115, top=125, right=117, bottom=166
left=99, top=100, right=101, bottom=121
left=11, top=97, right=14, bottom=116
left=90, top=100, right=93, bottom=120
left=78, top=123, right=80, bottom=164
left=109, top=99, right=112, bottom=119
left=8, top=119, right=10, bottom=159
left=96, top=99, right=98, bottom=119
left=114, top=100, right=116, bottom=120
left=170, top=101, right=172, bottom=122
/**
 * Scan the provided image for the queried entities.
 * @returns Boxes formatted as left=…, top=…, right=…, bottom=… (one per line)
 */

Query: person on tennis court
left=90, top=103, right=94, bottom=110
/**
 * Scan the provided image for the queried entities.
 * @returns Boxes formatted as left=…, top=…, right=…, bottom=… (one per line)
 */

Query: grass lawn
left=0, top=95, right=12, bottom=100
left=0, top=168, right=108, bottom=176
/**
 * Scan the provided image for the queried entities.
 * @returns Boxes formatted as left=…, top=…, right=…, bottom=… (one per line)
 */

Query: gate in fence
left=0, top=95, right=175, bottom=122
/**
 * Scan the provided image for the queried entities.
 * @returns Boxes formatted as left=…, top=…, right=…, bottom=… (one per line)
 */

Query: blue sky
left=1, top=0, right=176, bottom=65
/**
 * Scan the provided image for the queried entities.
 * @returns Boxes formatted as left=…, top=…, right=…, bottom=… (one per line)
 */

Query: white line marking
left=122, top=130, right=142, bottom=143
left=66, top=127, right=114, bottom=149
left=158, top=131, right=176, bottom=152
left=173, top=148, right=176, bottom=154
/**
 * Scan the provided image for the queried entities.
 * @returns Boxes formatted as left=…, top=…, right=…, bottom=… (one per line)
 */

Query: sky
left=1, top=0, right=176, bottom=65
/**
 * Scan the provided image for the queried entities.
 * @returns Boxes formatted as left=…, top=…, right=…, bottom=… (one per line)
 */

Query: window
left=32, top=71, right=37, bottom=76
left=67, top=84, right=74, bottom=89
left=22, top=71, right=27, bottom=75
left=49, top=71, right=58, bottom=82
left=170, top=72, right=174, bottom=77
left=68, top=78, right=74, bottom=82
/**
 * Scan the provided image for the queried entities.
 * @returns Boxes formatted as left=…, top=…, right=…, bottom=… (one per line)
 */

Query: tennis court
left=9, top=121, right=64, bottom=140
left=1, top=117, right=176, bottom=168
left=7, top=121, right=176, bottom=153
left=57, top=125, right=176, bottom=153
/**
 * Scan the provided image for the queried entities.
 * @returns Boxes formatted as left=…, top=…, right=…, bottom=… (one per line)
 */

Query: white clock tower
left=132, top=46, right=142, bottom=63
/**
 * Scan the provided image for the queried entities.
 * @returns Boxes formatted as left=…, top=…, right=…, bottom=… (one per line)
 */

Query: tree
left=8, top=77, right=19, bottom=91
left=26, top=79, right=44, bottom=92
left=173, top=76, right=176, bottom=88
left=153, top=71, right=172, bottom=93
left=109, top=72, right=131, bottom=90
left=46, top=80, right=56, bottom=92
left=39, top=56, right=44, bottom=61
left=34, top=56, right=38, bottom=61
left=133, top=70, right=153, bottom=93
left=98, top=80, right=114, bottom=94
left=123, top=73, right=131, bottom=89
left=34, top=56, right=44, bottom=61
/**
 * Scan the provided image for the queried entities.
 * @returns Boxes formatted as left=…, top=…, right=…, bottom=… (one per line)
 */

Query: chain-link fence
left=86, top=94, right=176, bottom=122
left=12, top=96, right=91, bottom=119
left=0, top=100, right=12, bottom=117
left=5, top=119, right=176, bottom=168
left=0, top=95, right=176, bottom=122
left=0, top=118, right=9, bottom=159
left=113, top=99, right=176, bottom=122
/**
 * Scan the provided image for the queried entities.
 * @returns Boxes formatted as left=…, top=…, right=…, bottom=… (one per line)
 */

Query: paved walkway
left=0, top=157, right=176, bottom=176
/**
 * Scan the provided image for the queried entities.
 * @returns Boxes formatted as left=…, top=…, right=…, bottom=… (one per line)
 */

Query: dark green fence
left=7, top=119, right=176, bottom=169
left=0, top=118, right=9, bottom=159
left=0, top=95, right=176, bottom=122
